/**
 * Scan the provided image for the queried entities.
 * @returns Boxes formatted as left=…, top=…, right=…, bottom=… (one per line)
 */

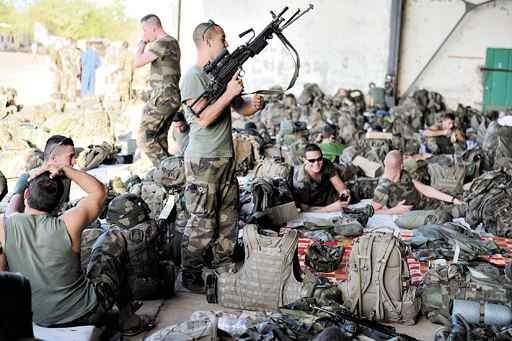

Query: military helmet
left=153, top=156, right=186, bottom=190
left=106, top=193, right=150, bottom=229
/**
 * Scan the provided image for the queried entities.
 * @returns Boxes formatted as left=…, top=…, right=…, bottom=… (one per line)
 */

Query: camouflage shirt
left=373, top=170, right=422, bottom=209
left=148, top=35, right=181, bottom=96
left=292, top=158, right=339, bottom=207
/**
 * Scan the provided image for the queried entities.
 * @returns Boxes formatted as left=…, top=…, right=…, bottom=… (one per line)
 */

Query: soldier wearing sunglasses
left=292, top=143, right=350, bottom=213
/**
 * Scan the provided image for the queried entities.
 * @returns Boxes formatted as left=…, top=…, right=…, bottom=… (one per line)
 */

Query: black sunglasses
left=307, top=157, right=323, bottom=164
left=202, top=19, right=217, bottom=40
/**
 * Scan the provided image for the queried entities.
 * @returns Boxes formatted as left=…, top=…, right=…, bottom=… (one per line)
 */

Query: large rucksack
left=233, top=131, right=262, bottom=175
left=427, top=159, right=466, bottom=196
left=421, top=263, right=512, bottom=325
left=464, top=170, right=512, bottom=236
left=344, top=232, right=420, bottom=325
left=76, top=142, right=118, bottom=171
left=122, top=221, right=176, bottom=299
left=253, top=158, right=293, bottom=182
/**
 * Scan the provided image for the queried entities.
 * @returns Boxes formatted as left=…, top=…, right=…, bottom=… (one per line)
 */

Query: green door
left=483, top=48, right=512, bottom=112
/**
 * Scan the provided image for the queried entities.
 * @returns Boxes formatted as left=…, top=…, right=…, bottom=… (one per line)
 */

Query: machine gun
left=306, top=301, right=419, bottom=341
left=188, top=4, right=314, bottom=116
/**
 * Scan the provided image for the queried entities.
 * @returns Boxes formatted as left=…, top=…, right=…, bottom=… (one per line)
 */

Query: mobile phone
left=339, top=193, right=349, bottom=202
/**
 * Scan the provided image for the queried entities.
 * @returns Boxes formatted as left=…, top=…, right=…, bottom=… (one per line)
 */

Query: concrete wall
left=399, top=0, right=512, bottom=109
left=178, top=0, right=392, bottom=96
left=163, top=0, right=512, bottom=109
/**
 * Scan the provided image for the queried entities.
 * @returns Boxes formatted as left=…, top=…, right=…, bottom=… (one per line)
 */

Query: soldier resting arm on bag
left=372, top=150, right=462, bottom=215
left=292, top=143, right=350, bottom=213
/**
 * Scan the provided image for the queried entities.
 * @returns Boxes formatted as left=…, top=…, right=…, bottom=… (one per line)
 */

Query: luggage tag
left=159, top=195, right=177, bottom=220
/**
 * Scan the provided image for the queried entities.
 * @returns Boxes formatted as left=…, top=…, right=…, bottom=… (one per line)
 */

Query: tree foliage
left=0, top=0, right=137, bottom=41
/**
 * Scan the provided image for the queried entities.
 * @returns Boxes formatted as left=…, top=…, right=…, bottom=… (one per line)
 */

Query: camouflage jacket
left=292, top=159, right=338, bottom=207
left=373, top=170, right=422, bottom=209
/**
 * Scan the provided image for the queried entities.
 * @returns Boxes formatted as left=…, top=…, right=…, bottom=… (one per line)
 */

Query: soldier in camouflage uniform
left=0, top=166, right=153, bottom=335
left=292, top=144, right=350, bottom=213
left=59, top=39, right=81, bottom=103
left=424, top=113, right=465, bottom=155
left=135, top=14, right=181, bottom=167
left=112, top=41, right=134, bottom=105
left=372, top=150, right=463, bottom=215
left=179, top=21, right=264, bottom=291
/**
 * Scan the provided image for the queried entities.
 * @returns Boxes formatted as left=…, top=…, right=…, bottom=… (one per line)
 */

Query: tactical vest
left=427, top=162, right=465, bottom=196
left=344, top=232, right=420, bottom=325
left=421, top=263, right=512, bottom=325
left=217, top=225, right=317, bottom=311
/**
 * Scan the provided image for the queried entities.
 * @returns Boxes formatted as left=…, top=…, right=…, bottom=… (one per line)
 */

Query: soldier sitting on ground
left=0, top=165, right=154, bottom=336
left=423, top=113, right=465, bottom=154
left=292, top=143, right=350, bottom=213
left=6, top=135, right=76, bottom=216
left=318, top=123, right=345, bottom=162
left=372, top=150, right=463, bottom=215
left=168, top=111, right=190, bottom=157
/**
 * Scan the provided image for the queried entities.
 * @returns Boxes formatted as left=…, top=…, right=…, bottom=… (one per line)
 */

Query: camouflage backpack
left=464, top=170, right=512, bottom=236
left=253, top=158, right=293, bottom=182
left=344, top=232, right=420, bottom=325
left=77, top=142, right=119, bottom=171
left=495, top=123, right=512, bottom=160
left=282, top=139, right=307, bottom=166
left=107, top=194, right=175, bottom=299
left=80, top=225, right=106, bottom=273
left=305, top=242, right=343, bottom=273
left=232, top=132, right=261, bottom=175
left=152, top=156, right=186, bottom=191
left=130, top=181, right=167, bottom=220
left=158, top=192, right=189, bottom=267
left=421, top=263, right=512, bottom=325
left=347, top=177, right=379, bottom=202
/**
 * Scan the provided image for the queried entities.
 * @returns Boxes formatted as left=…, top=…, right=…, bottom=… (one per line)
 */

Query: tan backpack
left=427, top=161, right=466, bottom=196
left=254, top=158, right=293, bottom=182
left=233, top=132, right=261, bottom=175
left=344, top=232, right=420, bottom=325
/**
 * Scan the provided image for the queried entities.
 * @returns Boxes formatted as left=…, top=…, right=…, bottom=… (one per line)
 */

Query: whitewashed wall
left=178, top=0, right=392, bottom=96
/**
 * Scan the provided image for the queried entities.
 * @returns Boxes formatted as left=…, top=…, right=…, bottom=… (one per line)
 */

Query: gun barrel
left=277, top=7, right=289, bottom=18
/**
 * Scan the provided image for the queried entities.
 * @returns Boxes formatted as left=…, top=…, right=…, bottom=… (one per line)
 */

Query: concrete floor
left=132, top=288, right=440, bottom=341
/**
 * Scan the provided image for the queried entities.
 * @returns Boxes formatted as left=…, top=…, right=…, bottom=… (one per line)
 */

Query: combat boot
left=181, top=272, right=205, bottom=294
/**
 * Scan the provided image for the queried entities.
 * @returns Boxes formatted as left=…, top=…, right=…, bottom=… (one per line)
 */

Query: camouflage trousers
left=61, top=72, right=78, bottom=101
left=66, top=229, right=132, bottom=327
left=138, top=88, right=180, bottom=167
left=181, top=157, right=240, bottom=275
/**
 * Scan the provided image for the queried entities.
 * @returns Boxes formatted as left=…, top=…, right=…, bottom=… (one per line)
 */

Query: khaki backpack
left=253, top=158, right=293, bottom=182
left=344, top=232, right=420, bottom=325
left=427, top=162, right=466, bottom=196
left=233, top=132, right=261, bottom=175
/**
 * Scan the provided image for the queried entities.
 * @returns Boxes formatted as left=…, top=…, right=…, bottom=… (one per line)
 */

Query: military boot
left=181, top=272, right=205, bottom=294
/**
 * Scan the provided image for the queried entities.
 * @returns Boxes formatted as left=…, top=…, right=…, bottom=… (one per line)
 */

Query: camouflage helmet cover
left=106, top=193, right=150, bottom=228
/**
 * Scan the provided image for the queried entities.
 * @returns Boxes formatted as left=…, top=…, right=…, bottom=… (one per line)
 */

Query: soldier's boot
left=203, top=269, right=218, bottom=304
left=181, top=271, right=205, bottom=294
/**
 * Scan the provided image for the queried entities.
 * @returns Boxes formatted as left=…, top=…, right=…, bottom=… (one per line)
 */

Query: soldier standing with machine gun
left=179, top=20, right=264, bottom=292
left=180, top=6, right=313, bottom=293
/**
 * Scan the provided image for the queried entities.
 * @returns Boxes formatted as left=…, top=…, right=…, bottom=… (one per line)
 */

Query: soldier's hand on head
left=28, top=164, right=64, bottom=181
left=225, top=71, right=243, bottom=99
left=251, top=95, right=265, bottom=111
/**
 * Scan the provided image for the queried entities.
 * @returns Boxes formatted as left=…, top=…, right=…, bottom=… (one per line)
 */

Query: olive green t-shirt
left=181, top=65, right=233, bottom=158
left=4, top=214, right=97, bottom=326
